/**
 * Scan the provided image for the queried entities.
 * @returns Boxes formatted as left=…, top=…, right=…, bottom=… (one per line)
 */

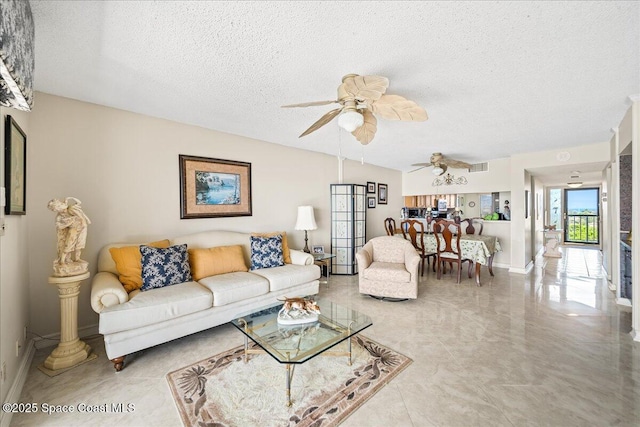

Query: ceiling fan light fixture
left=432, top=166, right=444, bottom=176
left=567, top=182, right=583, bottom=188
left=337, top=109, right=364, bottom=132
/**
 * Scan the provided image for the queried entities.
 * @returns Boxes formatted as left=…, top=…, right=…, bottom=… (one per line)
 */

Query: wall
left=0, top=107, right=30, bottom=405
left=619, top=155, right=632, bottom=231
left=27, top=92, right=402, bottom=337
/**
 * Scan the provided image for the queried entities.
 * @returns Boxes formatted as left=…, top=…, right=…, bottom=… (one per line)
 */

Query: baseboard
left=33, top=324, right=99, bottom=350
left=0, top=339, right=36, bottom=427
left=492, top=262, right=510, bottom=269
left=509, top=260, right=534, bottom=275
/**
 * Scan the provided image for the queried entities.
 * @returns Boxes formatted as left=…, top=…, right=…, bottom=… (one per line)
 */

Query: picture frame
left=366, top=181, right=376, bottom=193
left=377, top=183, right=388, bottom=204
left=179, top=155, right=252, bottom=219
left=312, top=245, right=324, bottom=254
left=368, top=197, right=376, bottom=208
left=4, top=115, right=26, bottom=215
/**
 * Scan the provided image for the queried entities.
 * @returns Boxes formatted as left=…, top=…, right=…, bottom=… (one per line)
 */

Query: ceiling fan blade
left=370, top=94, right=428, bottom=121
left=351, top=109, right=377, bottom=145
left=282, top=100, right=339, bottom=108
left=411, top=162, right=433, bottom=167
left=342, top=75, right=389, bottom=102
left=298, top=108, right=342, bottom=137
left=443, top=158, right=472, bottom=169
left=408, top=166, right=427, bottom=173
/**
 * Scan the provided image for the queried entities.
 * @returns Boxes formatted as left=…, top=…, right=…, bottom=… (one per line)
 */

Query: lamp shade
left=567, top=182, right=583, bottom=188
left=337, top=110, right=364, bottom=132
left=294, top=206, right=317, bottom=231
left=432, top=166, right=444, bottom=176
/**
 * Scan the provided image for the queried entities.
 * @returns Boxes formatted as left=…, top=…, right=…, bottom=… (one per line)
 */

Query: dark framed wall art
left=377, top=183, right=388, bottom=204
left=367, top=181, right=376, bottom=194
left=179, top=155, right=252, bottom=219
left=4, top=115, right=27, bottom=215
left=368, top=197, right=376, bottom=208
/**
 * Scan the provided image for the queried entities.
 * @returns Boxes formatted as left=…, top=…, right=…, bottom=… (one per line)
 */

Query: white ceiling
left=30, top=1, right=639, bottom=177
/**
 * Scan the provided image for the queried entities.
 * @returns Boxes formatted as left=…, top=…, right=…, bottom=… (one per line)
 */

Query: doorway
left=564, top=188, right=600, bottom=244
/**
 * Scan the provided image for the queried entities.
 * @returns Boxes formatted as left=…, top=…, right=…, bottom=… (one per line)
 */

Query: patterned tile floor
left=10, top=246, right=640, bottom=426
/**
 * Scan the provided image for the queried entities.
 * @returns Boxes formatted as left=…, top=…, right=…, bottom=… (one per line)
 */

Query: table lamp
left=294, top=206, right=317, bottom=253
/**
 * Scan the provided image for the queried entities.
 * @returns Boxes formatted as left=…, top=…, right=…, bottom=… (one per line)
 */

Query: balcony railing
left=566, top=215, right=599, bottom=243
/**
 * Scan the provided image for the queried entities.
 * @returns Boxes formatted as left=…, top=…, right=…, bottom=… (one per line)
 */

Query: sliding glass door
left=564, top=188, right=599, bottom=244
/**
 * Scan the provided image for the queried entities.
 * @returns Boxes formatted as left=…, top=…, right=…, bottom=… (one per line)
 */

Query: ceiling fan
left=410, top=152, right=471, bottom=176
left=282, top=74, right=428, bottom=145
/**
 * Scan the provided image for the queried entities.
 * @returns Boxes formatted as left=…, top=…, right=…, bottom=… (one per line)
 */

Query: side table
left=313, top=253, right=336, bottom=284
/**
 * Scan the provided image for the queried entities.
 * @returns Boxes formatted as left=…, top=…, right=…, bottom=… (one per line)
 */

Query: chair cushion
left=370, top=238, right=413, bottom=263
left=250, top=235, right=284, bottom=270
left=198, top=272, right=270, bottom=307
left=363, top=262, right=411, bottom=283
left=99, top=281, right=212, bottom=334
left=250, top=264, right=320, bottom=292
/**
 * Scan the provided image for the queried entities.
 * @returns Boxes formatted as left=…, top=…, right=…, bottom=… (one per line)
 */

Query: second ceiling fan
left=411, top=152, right=472, bottom=176
left=282, top=74, right=428, bottom=145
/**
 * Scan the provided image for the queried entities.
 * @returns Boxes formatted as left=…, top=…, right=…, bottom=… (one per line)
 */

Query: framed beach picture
left=179, top=155, right=252, bottom=219
left=4, top=115, right=26, bottom=215
left=366, top=181, right=376, bottom=193
left=377, top=183, right=388, bottom=204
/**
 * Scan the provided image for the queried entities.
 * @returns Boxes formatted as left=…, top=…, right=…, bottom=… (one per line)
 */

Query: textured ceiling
left=30, top=1, right=639, bottom=174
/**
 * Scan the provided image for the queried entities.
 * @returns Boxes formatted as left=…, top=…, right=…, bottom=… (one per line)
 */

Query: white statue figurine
left=48, top=197, right=91, bottom=276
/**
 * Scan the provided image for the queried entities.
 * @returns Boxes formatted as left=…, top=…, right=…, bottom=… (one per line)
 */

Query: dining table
left=397, top=230, right=501, bottom=286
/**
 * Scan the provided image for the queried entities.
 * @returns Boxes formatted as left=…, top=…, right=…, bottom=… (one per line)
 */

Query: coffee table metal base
left=239, top=319, right=355, bottom=406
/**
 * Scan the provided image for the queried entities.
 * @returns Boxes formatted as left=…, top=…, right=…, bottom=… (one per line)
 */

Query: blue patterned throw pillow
left=250, top=235, right=284, bottom=270
left=140, top=244, right=192, bottom=291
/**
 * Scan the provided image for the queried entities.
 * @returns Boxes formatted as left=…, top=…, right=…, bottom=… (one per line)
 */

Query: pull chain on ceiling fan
left=282, top=74, right=428, bottom=145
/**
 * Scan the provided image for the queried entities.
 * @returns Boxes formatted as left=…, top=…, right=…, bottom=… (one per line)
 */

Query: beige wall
left=27, top=92, right=402, bottom=337
left=0, top=107, right=30, bottom=404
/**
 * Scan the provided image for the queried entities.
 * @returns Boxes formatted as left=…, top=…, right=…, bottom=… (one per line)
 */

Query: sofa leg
left=111, top=356, right=125, bottom=372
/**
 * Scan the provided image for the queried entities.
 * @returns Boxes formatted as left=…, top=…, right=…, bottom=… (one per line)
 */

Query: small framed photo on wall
left=378, top=183, right=388, bottom=204
left=367, top=181, right=376, bottom=194
left=368, top=197, right=376, bottom=208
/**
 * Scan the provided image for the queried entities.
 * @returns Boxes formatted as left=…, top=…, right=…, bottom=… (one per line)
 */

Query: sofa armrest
left=356, top=248, right=372, bottom=270
left=289, top=249, right=314, bottom=265
left=91, top=272, right=129, bottom=314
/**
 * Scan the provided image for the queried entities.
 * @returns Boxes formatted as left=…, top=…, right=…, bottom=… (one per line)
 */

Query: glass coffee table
left=230, top=298, right=372, bottom=406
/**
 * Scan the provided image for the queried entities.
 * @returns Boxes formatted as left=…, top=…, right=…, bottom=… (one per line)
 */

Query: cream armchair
left=356, top=236, right=421, bottom=300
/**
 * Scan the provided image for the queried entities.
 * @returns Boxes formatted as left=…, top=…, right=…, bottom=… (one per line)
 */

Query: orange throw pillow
left=109, top=239, right=170, bottom=292
left=251, top=232, right=291, bottom=264
left=188, top=245, right=248, bottom=281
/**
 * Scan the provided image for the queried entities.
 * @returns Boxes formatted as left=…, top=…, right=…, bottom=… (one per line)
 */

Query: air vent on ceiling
left=469, top=162, right=488, bottom=172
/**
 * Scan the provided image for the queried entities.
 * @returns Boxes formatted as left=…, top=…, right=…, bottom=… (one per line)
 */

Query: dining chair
left=432, top=219, right=473, bottom=283
left=400, top=220, right=436, bottom=276
left=384, top=217, right=396, bottom=236
left=459, top=218, right=483, bottom=235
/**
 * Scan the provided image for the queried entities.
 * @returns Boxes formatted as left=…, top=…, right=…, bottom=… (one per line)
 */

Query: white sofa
left=91, top=230, right=320, bottom=371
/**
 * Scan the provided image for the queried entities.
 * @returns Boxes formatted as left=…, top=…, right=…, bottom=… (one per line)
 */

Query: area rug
left=166, top=335, right=412, bottom=427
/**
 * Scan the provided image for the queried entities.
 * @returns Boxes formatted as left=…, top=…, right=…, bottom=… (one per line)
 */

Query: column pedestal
left=43, top=271, right=92, bottom=371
